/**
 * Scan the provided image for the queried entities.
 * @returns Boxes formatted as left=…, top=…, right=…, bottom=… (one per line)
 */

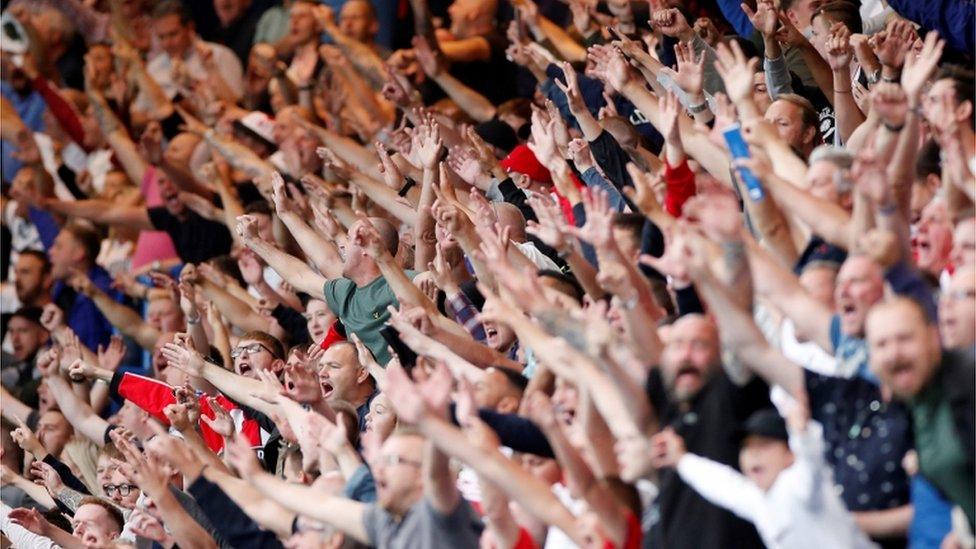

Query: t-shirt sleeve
left=323, top=278, right=354, bottom=316
left=146, top=206, right=173, bottom=232
left=361, top=504, right=383, bottom=545
left=421, top=497, right=482, bottom=532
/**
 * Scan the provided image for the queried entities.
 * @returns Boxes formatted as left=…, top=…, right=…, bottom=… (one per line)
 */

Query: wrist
left=881, top=65, right=901, bottom=81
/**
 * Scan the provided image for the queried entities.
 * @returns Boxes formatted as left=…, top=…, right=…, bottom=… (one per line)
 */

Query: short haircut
left=489, top=366, right=529, bottom=394
left=77, top=497, right=125, bottom=533
left=206, top=255, right=246, bottom=287
left=151, top=0, right=191, bottom=24
left=812, top=1, right=863, bottom=34
left=62, top=222, right=103, bottom=266
left=244, top=201, right=273, bottom=217
left=611, top=212, right=646, bottom=243
left=18, top=249, right=52, bottom=273
left=239, top=331, right=285, bottom=360
left=937, top=64, right=976, bottom=130
left=343, top=0, right=377, bottom=19
left=536, top=269, right=584, bottom=304
left=809, top=145, right=853, bottom=170
left=368, top=217, right=399, bottom=256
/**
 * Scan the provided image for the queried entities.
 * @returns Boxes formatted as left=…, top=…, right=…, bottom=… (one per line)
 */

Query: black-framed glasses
left=102, top=483, right=138, bottom=497
left=231, top=342, right=273, bottom=359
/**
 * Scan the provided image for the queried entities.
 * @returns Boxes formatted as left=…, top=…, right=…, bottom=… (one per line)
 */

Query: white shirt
left=143, top=40, right=243, bottom=104
left=1, top=502, right=62, bottom=548
left=676, top=422, right=878, bottom=549
left=515, top=241, right=560, bottom=272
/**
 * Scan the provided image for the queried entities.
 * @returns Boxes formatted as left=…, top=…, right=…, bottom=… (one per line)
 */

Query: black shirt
left=448, top=30, right=518, bottom=105
left=147, top=207, right=234, bottom=264
left=805, top=369, right=912, bottom=512
left=644, top=369, right=768, bottom=549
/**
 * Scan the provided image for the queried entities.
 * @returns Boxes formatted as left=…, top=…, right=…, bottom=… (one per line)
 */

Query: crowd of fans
left=0, top=0, right=973, bottom=547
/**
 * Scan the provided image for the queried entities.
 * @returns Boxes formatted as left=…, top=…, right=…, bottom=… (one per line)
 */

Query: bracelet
left=398, top=177, right=417, bottom=197
left=621, top=294, right=639, bottom=310
left=881, top=73, right=901, bottom=83
left=878, top=203, right=898, bottom=215
left=834, top=88, right=852, bottom=94
left=186, top=315, right=201, bottom=325
left=688, top=100, right=709, bottom=114
left=883, top=121, right=905, bottom=132
left=866, top=69, right=881, bottom=85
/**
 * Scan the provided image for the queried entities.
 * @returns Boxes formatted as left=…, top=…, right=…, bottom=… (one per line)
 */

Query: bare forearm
left=199, top=280, right=271, bottom=334
left=852, top=505, right=912, bottom=538
left=91, top=290, right=159, bottom=349
left=279, top=212, right=343, bottom=279
left=348, top=173, right=419, bottom=225
left=831, top=71, right=865, bottom=143
left=246, top=240, right=327, bottom=299
left=156, top=491, right=217, bottom=549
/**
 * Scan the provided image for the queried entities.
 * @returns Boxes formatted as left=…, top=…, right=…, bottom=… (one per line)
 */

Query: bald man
left=241, top=215, right=418, bottom=364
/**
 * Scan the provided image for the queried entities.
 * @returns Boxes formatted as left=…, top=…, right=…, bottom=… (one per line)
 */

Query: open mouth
left=675, top=365, right=700, bottom=383
left=238, top=363, right=252, bottom=376
left=484, top=324, right=498, bottom=344
left=320, top=381, right=334, bottom=398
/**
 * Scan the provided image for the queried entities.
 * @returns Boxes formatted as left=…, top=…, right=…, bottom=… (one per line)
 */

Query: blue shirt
left=52, top=265, right=124, bottom=351
left=1, top=82, right=45, bottom=184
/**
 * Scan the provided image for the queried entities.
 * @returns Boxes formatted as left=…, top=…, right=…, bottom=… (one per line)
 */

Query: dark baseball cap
left=735, top=408, right=788, bottom=445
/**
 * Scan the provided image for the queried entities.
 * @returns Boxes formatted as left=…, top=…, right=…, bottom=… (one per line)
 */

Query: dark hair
left=611, top=213, right=646, bottom=243
left=10, top=306, right=44, bottom=327
left=244, top=201, right=273, bottom=217
left=915, top=139, right=942, bottom=180
left=937, top=64, right=976, bottom=130
left=536, top=269, right=584, bottom=305
left=151, top=0, right=191, bottom=24
left=812, top=1, right=863, bottom=34
left=17, top=249, right=52, bottom=273
left=62, top=222, right=102, bottom=266
left=239, top=331, right=286, bottom=360
left=490, top=366, right=529, bottom=394
left=206, top=255, right=246, bottom=287
left=77, top=497, right=125, bottom=533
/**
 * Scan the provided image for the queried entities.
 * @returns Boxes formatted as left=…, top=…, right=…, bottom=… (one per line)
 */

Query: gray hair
left=809, top=145, right=854, bottom=170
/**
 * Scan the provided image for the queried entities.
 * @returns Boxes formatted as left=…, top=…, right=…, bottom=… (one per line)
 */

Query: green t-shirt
left=909, top=376, right=975, bottom=527
left=324, top=272, right=417, bottom=365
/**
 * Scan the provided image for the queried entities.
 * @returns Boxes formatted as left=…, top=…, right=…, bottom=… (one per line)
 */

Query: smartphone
left=379, top=325, right=418, bottom=371
left=722, top=124, right=765, bottom=202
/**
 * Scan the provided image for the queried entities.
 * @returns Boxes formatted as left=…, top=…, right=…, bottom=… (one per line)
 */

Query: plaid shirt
left=446, top=291, right=486, bottom=343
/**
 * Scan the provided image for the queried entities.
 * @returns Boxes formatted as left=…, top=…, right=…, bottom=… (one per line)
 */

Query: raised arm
left=41, top=198, right=153, bottom=231
left=223, top=434, right=370, bottom=544
left=238, top=217, right=328, bottom=299
left=745, top=238, right=833, bottom=351
left=270, top=172, right=344, bottom=279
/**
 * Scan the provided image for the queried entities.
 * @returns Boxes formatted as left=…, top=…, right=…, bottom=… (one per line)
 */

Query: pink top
left=130, top=166, right=180, bottom=270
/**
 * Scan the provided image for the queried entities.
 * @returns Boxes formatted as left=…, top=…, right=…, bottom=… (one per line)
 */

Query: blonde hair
left=62, top=437, right=100, bottom=494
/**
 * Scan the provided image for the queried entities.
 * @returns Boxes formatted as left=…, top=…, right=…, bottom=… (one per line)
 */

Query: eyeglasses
left=102, top=484, right=138, bottom=497
left=231, top=343, right=274, bottom=359
left=375, top=454, right=422, bottom=468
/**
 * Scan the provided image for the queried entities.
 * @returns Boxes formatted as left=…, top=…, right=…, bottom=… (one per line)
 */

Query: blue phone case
left=722, top=124, right=765, bottom=201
